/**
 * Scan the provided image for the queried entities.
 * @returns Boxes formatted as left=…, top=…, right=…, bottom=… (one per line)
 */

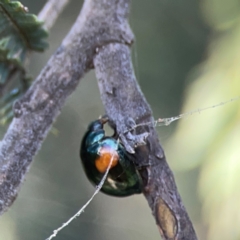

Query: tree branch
left=0, top=0, right=132, bottom=215
left=38, top=0, right=70, bottom=31
left=94, top=43, right=198, bottom=240
left=0, top=0, right=198, bottom=239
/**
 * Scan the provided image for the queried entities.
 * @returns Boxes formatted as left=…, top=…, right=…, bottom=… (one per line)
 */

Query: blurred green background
left=0, top=0, right=240, bottom=239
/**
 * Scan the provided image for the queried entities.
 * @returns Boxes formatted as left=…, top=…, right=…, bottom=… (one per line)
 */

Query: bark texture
left=94, top=43, right=197, bottom=240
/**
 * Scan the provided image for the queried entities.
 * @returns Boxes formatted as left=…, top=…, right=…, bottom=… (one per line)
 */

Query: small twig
left=38, top=0, right=70, bottom=31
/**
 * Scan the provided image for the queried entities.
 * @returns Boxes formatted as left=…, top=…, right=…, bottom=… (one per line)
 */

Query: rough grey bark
left=94, top=43, right=197, bottom=240
left=0, top=0, right=197, bottom=239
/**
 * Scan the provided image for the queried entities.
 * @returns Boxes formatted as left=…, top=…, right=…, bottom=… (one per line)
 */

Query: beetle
left=80, top=116, right=143, bottom=197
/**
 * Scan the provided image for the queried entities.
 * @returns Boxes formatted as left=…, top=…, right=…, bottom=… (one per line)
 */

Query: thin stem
left=38, top=0, right=70, bottom=31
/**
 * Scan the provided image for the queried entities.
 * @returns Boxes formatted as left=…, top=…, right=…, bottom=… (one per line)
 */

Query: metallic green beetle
left=80, top=116, right=143, bottom=197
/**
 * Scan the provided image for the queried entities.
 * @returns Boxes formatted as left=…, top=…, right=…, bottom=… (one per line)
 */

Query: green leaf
left=0, top=0, right=48, bottom=51
left=0, top=0, right=48, bottom=124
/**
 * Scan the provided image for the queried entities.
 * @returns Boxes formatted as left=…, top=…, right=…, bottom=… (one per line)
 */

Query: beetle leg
left=98, top=114, right=108, bottom=124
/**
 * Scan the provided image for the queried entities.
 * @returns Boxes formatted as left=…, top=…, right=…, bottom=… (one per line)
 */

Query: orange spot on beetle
left=95, top=147, right=119, bottom=173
